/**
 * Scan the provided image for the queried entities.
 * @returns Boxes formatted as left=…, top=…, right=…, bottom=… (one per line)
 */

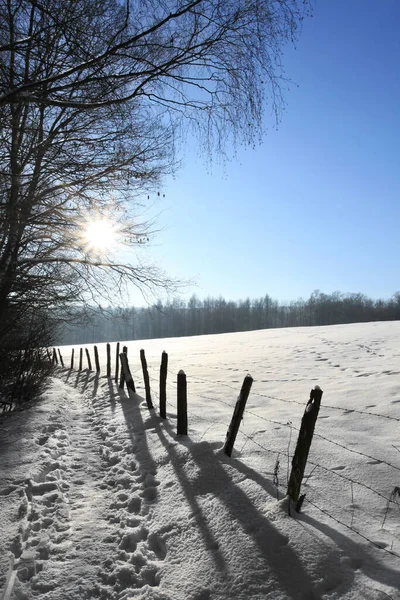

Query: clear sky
left=136, top=0, right=400, bottom=304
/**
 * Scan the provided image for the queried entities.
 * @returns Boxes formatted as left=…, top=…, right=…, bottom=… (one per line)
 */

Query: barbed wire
left=123, top=357, right=400, bottom=521
left=182, top=375, right=400, bottom=472
left=190, top=392, right=399, bottom=504
left=126, top=373, right=400, bottom=548
left=311, top=431, right=400, bottom=472
left=305, top=497, right=400, bottom=560
left=184, top=371, right=400, bottom=424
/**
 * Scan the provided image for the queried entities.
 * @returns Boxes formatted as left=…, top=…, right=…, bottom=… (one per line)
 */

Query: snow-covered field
left=1, top=321, right=399, bottom=600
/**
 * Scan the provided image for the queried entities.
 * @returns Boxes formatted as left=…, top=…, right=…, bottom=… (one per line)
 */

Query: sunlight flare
left=81, top=217, right=119, bottom=254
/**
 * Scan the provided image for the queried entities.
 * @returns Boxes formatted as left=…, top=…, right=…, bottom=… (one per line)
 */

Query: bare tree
left=0, top=0, right=311, bottom=328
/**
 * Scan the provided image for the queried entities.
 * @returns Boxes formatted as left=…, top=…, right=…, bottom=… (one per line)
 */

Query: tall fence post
left=94, top=345, right=100, bottom=373
left=177, top=370, right=187, bottom=435
left=287, top=385, right=323, bottom=510
left=52, top=348, right=58, bottom=365
left=46, top=349, right=52, bottom=362
left=70, top=348, right=74, bottom=370
left=85, top=348, right=92, bottom=371
left=119, top=352, right=136, bottom=394
left=140, top=349, right=153, bottom=409
left=119, top=346, right=127, bottom=389
left=115, top=342, right=120, bottom=383
left=106, top=343, right=111, bottom=378
left=79, top=348, right=83, bottom=371
left=223, top=374, right=253, bottom=457
left=159, top=351, right=168, bottom=418
left=57, top=349, right=64, bottom=367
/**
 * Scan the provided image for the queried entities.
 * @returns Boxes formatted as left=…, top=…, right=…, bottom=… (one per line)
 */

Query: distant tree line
left=58, top=290, right=400, bottom=345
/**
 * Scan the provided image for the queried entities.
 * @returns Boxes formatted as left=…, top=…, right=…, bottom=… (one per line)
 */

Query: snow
left=1, top=321, right=400, bottom=599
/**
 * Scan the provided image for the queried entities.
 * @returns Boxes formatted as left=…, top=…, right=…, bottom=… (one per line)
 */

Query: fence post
left=115, top=342, right=120, bottom=383
left=287, top=386, right=323, bottom=509
left=94, top=345, right=100, bottom=373
left=177, top=370, right=187, bottom=435
left=223, top=374, right=253, bottom=457
left=57, top=349, right=64, bottom=368
left=106, top=343, right=111, bottom=378
left=46, top=349, right=52, bottom=362
left=119, top=352, right=136, bottom=394
left=79, top=348, right=83, bottom=371
left=159, top=351, right=168, bottom=418
left=140, top=349, right=153, bottom=409
left=119, top=346, right=127, bottom=389
left=70, top=349, right=74, bottom=370
left=85, top=348, right=92, bottom=371
left=52, top=348, right=58, bottom=365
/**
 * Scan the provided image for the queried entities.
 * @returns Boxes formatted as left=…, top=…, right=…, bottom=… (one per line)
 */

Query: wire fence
left=59, top=343, right=400, bottom=559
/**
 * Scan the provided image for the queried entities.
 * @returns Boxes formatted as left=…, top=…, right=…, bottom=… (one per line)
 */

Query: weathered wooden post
left=119, top=346, right=127, bottom=389
left=79, top=348, right=83, bottom=371
left=177, top=370, right=187, bottom=435
left=140, top=349, right=153, bottom=409
left=287, top=385, right=323, bottom=511
left=85, top=348, right=92, bottom=371
left=106, top=343, right=111, bottom=378
left=57, top=349, right=64, bottom=368
left=223, top=374, right=253, bottom=457
left=94, top=345, right=100, bottom=373
left=119, top=352, right=136, bottom=394
left=70, top=349, right=74, bottom=370
left=46, top=349, right=52, bottom=362
left=114, top=342, right=120, bottom=383
left=52, top=348, right=58, bottom=365
left=159, top=351, right=168, bottom=418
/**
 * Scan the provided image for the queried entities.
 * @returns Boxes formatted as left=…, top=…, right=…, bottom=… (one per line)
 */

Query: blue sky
left=140, top=0, right=400, bottom=304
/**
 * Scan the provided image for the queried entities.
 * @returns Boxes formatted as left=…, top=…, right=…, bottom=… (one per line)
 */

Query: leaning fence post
left=119, top=346, right=127, bottom=389
left=57, top=349, right=64, bottom=367
left=115, top=342, right=120, bottom=383
left=85, top=348, right=92, bottom=371
left=106, top=343, right=111, bottom=378
left=52, top=348, right=58, bottom=365
left=79, top=348, right=83, bottom=371
left=119, top=352, right=136, bottom=394
left=223, top=374, right=253, bottom=457
left=94, top=345, right=100, bottom=373
left=287, top=385, right=323, bottom=509
left=140, top=349, right=153, bottom=409
left=159, top=351, right=168, bottom=418
left=70, top=349, right=74, bottom=370
left=177, top=370, right=187, bottom=435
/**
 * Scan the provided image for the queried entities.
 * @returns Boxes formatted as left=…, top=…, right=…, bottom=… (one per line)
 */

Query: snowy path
left=1, top=374, right=169, bottom=600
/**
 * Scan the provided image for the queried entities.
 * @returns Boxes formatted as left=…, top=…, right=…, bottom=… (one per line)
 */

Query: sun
left=82, top=217, right=118, bottom=253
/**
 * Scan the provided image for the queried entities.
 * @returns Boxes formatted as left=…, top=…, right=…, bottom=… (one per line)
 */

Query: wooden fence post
left=159, top=351, right=168, bottom=418
left=57, top=349, right=64, bottom=368
left=79, top=348, right=83, bottom=371
left=70, top=349, right=74, bottom=370
left=115, top=342, right=120, bottom=383
left=223, top=374, right=253, bottom=457
left=119, top=352, right=136, bottom=393
left=46, top=349, right=52, bottom=362
left=119, top=346, right=127, bottom=389
left=94, top=345, right=100, bottom=373
left=85, top=348, right=92, bottom=371
left=140, top=349, right=153, bottom=409
left=287, top=386, right=323, bottom=509
left=177, top=370, right=187, bottom=435
left=52, top=348, right=58, bottom=365
left=106, top=343, right=111, bottom=378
